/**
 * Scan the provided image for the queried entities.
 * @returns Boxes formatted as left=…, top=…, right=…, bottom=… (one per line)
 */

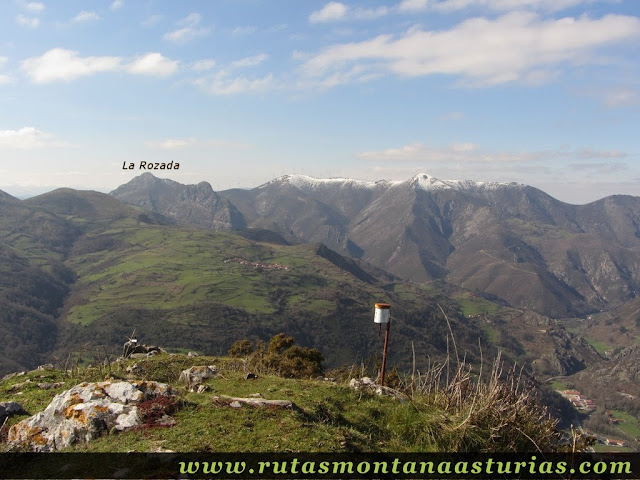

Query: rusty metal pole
left=374, top=302, right=391, bottom=387
left=380, top=320, right=391, bottom=387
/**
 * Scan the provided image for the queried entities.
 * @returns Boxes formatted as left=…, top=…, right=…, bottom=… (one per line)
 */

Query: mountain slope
left=220, top=173, right=640, bottom=318
left=0, top=184, right=610, bottom=396
left=111, top=173, right=246, bottom=230
left=0, top=189, right=18, bottom=204
left=0, top=188, right=181, bottom=374
left=53, top=219, right=485, bottom=372
left=0, top=186, right=488, bottom=374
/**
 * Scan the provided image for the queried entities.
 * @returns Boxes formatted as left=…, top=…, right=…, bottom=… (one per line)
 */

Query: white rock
left=7, top=380, right=176, bottom=451
left=105, top=382, right=145, bottom=404
left=115, top=407, right=139, bottom=431
left=178, top=365, right=217, bottom=388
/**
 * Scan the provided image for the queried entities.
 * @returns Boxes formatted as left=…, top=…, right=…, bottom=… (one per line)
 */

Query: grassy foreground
left=0, top=352, right=562, bottom=453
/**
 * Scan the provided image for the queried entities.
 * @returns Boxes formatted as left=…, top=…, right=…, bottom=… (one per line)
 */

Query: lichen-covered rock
left=178, top=365, right=217, bottom=390
left=7, top=380, right=176, bottom=452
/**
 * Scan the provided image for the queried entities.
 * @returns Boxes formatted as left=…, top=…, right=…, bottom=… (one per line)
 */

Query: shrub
left=267, top=333, right=295, bottom=355
left=232, top=333, right=324, bottom=379
left=228, top=339, right=254, bottom=358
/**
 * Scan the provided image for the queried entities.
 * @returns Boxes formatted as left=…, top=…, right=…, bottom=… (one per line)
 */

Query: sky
left=0, top=0, right=639, bottom=204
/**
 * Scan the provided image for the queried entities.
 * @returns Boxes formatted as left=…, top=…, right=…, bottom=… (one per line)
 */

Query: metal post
left=380, top=320, right=391, bottom=387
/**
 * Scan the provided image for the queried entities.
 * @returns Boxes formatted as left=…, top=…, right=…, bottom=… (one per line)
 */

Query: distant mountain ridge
left=111, top=172, right=640, bottom=318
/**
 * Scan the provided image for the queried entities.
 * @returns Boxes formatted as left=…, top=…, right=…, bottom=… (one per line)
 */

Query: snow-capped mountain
left=113, top=172, right=640, bottom=318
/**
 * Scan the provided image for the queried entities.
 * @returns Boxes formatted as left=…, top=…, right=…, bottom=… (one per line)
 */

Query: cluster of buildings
left=559, top=389, right=596, bottom=412
left=559, top=390, right=632, bottom=449
left=604, top=438, right=626, bottom=447
left=224, top=257, right=289, bottom=271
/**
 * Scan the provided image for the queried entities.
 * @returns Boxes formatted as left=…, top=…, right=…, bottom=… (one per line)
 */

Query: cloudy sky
left=0, top=0, right=638, bottom=203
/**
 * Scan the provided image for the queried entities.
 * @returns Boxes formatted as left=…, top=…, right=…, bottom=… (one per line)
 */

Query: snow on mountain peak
left=411, top=173, right=452, bottom=190
left=410, top=173, right=523, bottom=192
left=277, top=174, right=386, bottom=190
left=261, top=173, right=523, bottom=193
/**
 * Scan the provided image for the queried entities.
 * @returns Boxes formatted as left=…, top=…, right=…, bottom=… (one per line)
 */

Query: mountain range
left=2, top=171, right=640, bottom=444
left=113, top=172, right=640, bottom=319
left=0, top=183, right=483, bottom=377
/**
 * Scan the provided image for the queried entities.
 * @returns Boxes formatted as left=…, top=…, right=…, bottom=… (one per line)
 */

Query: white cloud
left=398, top=0, right=611, bottom=13
left=309, top=2, right=348, bottom=23
left=18, top=1, right=45, bottom=13
left=232, top=26, right=256, bottom=36
left=127, top=53, right=178, bottom=76
left=195, top=72, right=276, bottom=95
left=356, top=142, right=628, bottom=166
left=567, top=162, right=628, bottom=175
left=602, top=88, right=637, bottom=107
left=164, top=13, right=210, bottom=43
left=299, top=12, right=640, bottom=87
left=203, top=139, right=250, bottom=149
left=354, top=6, right=390, bottom=20
left=191, top=59, right=216, bottom=71
left=572, top=148, right=628, bottom=160
left=21, top=48, right=121, bottom=83
left=193, top=53, right=274, bottom=94
left=110, top=0, right=124, bottom=10
left=305, top=0, right=613, bottom=26
left=358, top=142, right=490, bottom=163
left=0, top=127, right=71, bottom=149
left=71, top=11, right=100, bottom=23
left=16, top=14, right=39, bottom=28
left=145, top=138, right=196, bottom=149
left=179, top=13, right=201, bottom=26
left=145, top=137, right=250, bottom=149
left=309, top=2, right=389, bottom=23
left=21, top=49, right=180, bottom=83
left=230, top=54, right=268, bottom=69
left=353, top=141, right=635, bottom=203
left=267, top=24, right=287, bottom=33
left=398, top=0, right=430, bottom=12
left=0, top=57, right=12, bottom=84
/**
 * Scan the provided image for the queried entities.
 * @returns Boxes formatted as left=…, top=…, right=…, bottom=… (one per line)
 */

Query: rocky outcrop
left=122, top=340, right=165, bottom=358
left=110, top=173, right=246, bottom=231
left=541, top=328, right=602, bottom=376
left=576, top=344, right=640, bottom=396
left=7, top=380, right=177, bottom=452
left=178, top=365, right=217, bottom=390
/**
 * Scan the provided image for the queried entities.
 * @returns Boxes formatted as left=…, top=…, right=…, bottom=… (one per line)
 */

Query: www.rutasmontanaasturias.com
left=177, top=455, right=633, bottom=477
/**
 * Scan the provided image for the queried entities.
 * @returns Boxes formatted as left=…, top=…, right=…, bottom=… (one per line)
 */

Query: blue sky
left=0, top=0, right=639, bottom=203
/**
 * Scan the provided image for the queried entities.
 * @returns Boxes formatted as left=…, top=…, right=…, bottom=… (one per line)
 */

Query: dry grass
left=393, top=306, right=561, bottom=452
